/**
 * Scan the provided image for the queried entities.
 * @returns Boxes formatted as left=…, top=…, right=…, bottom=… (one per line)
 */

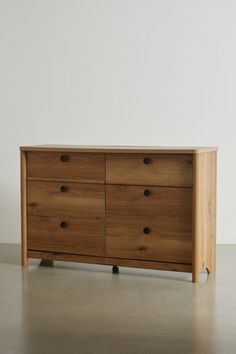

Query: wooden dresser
left=20, top=145, right=217, bottom=282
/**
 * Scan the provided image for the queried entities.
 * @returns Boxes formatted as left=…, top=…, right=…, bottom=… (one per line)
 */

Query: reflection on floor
left=0, top=244, right=235, bottom=354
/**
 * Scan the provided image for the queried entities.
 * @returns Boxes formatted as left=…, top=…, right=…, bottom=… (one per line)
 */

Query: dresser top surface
left=20, top=145, right=217, bottom=154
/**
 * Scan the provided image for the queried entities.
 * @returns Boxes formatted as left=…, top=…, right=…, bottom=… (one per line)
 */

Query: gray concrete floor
left=0, top=245, right=235, bottom=354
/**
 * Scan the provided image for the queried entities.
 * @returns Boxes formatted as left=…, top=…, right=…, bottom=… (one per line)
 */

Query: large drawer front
left=27, top=152, right=105, bottom=183
left=106, top=185, right=192, bottom=263
left=27, top=181, right=105, bottom=218
left=28, top=216, right=105, bottom=256
left=106, top=153, right=193, bottom=187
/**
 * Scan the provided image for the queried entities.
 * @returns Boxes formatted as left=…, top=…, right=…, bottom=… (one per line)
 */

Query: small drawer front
left=106, top=154, right=193, bottom=187
left=27, top=152, right=105, bottom=183
left=28, top=216, right=105, bottom=256
left=106, top=185, right=192, bottom=263
left=27, top=181, right=105, bottom=219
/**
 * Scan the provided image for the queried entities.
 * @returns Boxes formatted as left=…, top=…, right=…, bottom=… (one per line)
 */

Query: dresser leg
left=112, top=265, right=119, bottom=274
left=22, top=257, right=28, bottom=266
left=40, top=259, right=54, bottom=267
left=192, top=271, right=199, bottom=283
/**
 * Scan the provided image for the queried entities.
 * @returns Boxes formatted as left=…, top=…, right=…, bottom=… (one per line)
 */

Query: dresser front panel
left=27, top=151, right=105, bottom=183
left=27, top=181, right=105, bottom=219
left=28, top=216, right=105, bottom=256
left=106, top=153, right=193, bottom=187
left=106, top=185, right=192, bottom=263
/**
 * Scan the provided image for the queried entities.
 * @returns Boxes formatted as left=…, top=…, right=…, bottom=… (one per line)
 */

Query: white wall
left=0, top=0, right=235, bottom=243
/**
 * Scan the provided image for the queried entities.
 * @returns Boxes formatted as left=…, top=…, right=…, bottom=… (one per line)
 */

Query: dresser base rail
left=27, top=250, right=192, bottom=273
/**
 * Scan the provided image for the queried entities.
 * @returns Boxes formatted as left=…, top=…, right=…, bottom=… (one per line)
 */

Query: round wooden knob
left=60, top=221, right=67, bottom=228
left=60, top=186, right=67, bottom=193
left=143, top=227, right=150, bottom=235
left=143, top=157, right=151, bottom=165
left=60, top=155, right=69, bottom=162
left=144, top=189, right=151, bottom=197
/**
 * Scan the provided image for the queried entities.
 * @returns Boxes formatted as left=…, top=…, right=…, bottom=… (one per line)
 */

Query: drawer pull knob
left=60, top=154, right=69, bottom=162
left=144, top=189, right=151, bottom=197
left=143, top=227, right=150, bottom=235
left=143, top=157, right=151, bottom=165
left=60, top=221, right=67, bottom=228
left=60, top=185, right=68, bottom=193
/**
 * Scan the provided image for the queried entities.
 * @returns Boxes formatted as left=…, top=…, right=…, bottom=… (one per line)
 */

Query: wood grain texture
left=106, top=154, right=193, bottom=187
left=27, top=151, right=105, bottom=183
left=20, top=145, right=217, bottom=154
left=21, top=151, right=28, bottom=266
left=27, top=181, right=105, bottom=219
left=20, top=146, right=217, bottom=282
left=27, top=250, right=192, bottom=273
left=192, top=154, right=201, bottom=283
left=106, top=185, right=192, bottom=263
left=192, top=151, right=217, bottom=282
left=204, top=151, right=217, bottom=274
left=28, top=216, right=105, bottom=256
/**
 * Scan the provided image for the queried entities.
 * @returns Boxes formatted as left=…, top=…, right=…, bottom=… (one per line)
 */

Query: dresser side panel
left=202, top=151, right=217, bottom=273
left=192, top=151, right=217, bottom=281
left=21, top=150, right=28, bottom=265
left=192, top=153, right=202, bottom=282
